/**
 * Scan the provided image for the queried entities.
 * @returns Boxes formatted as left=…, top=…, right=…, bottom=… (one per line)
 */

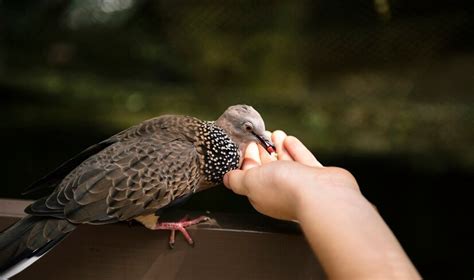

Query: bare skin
left=224, top=130, right=421, bottom=280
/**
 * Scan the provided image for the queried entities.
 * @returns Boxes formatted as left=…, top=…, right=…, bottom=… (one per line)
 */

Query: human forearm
left=295, top=169, right=420, bottom=279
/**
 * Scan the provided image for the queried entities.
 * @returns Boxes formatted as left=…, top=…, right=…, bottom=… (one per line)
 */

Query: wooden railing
left=0, top=199, right=325, bottom=280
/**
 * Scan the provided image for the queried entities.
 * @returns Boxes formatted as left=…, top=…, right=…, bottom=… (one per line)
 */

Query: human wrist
left=292, top=166, right=365, bottom=221
left=289, top=166, right=323, bottom=222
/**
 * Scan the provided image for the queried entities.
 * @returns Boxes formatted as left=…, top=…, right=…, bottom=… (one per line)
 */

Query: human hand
left=224, top=130, right=358, bottom=221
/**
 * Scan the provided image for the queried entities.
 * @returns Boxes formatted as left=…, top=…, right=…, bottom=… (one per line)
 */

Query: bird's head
left=215, top=104, right=275, bottom=154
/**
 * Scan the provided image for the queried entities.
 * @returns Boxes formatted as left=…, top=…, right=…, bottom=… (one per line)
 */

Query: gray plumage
left=0, top=104, right=273, bottom=278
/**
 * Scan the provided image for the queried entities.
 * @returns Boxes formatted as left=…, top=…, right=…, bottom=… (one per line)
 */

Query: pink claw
left=153, top=216, right=210, bottom=248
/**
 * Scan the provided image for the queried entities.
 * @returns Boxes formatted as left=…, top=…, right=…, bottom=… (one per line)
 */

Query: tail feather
left=0, top=215, right=76, bottom=279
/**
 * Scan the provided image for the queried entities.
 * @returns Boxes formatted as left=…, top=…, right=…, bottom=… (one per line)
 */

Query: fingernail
left=242, top=158, right=260, bottom=170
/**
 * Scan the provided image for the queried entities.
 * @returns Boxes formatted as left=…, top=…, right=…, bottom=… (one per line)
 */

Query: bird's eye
left=244, top=123, right=253, bottom=131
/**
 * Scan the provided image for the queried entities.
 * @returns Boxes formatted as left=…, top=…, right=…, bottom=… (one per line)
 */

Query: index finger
left=284, top=136, right=323, bottom=167
left=241, top=142, right=262, bottom=170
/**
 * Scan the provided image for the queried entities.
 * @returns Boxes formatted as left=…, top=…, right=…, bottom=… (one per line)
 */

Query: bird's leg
left=133, top=213, right=210, bottom=248
left=153, top=216, right=210, bottom=248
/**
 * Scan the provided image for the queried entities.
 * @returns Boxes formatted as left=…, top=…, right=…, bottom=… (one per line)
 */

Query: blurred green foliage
left=0, top=0, right=473, bottom=170
left=1, top=3, right=473, bottom=277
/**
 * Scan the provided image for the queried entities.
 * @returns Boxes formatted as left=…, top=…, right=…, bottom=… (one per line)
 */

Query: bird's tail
left=0, top=215, right=76, bottom=279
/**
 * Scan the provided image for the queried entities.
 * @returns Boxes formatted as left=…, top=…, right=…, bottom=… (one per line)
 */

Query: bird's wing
left=22, top=138, right=118, bottom=195
left=26, top=116, right=203, bottom=224
left=22, top=114, right=191, bottom=195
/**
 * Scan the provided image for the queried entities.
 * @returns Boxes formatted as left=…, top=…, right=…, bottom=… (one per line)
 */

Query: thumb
left=223, top=170, right=248, bottom=196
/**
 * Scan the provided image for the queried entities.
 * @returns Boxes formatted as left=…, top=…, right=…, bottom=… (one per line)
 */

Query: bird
left=0, top=104, right=275, bottom=279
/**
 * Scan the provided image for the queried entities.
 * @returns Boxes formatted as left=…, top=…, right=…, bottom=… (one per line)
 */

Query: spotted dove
left=0, top=104, right=274, bottom=278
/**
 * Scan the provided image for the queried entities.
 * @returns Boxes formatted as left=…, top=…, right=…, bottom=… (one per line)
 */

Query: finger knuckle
left=323, top=167, right=358, bottom=187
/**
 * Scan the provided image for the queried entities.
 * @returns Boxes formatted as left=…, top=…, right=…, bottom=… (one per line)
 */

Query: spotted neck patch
left=199, top=121, right=240, bottom=183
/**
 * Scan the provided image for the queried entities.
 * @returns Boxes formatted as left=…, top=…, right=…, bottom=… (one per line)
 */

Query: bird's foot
left=153, top=215, right=210, bottom=248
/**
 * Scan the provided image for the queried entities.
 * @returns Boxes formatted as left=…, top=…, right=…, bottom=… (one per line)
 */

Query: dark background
left=0, top=1, right=473, bottom=278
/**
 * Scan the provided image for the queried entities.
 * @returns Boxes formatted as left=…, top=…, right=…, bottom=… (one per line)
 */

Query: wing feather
left=26, top=116, right=204, bottom=225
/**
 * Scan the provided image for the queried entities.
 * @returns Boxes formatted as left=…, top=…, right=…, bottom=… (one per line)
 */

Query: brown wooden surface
left=0, top=199, right=325, bottom=280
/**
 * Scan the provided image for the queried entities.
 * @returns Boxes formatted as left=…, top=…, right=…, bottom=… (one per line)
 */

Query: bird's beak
left=253, top=132, right=276, bottom=154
